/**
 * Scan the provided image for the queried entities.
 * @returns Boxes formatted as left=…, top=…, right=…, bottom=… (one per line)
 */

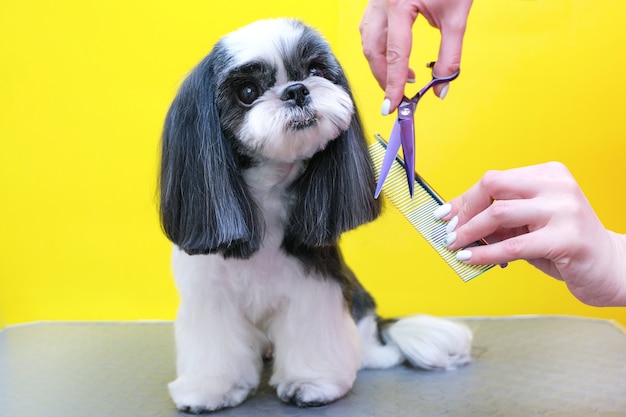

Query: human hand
left=360, top=0, right=473, bottom=115
left=433, top=162, right=626, bottom=307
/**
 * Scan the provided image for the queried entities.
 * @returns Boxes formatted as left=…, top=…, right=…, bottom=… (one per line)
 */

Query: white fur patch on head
left=222, top=19, right=304, bottom=73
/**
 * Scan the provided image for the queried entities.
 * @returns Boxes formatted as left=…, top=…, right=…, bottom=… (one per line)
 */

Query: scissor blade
left=399, top=119, right=415, bottom=198
left=374, top=121, right=402, bottom=198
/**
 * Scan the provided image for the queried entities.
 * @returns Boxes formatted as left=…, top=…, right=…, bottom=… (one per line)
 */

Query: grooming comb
left=369, top=134, right=495, bottom=282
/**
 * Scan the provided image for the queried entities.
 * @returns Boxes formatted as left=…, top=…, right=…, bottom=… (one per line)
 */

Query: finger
left=432, top=23, right=466, bottom=98
left=482, top=225, right=531, bottom=246
left=448, top=168, right=544, bottom=225
left=360, top=6, right=391, bottom=91
left=456, top=230, right=556, bottom=267
left=447, top=199, right=549, bottom=251
left=384, top=3, right=420, bottom=113
left=407, top=67, right=416, bottom=83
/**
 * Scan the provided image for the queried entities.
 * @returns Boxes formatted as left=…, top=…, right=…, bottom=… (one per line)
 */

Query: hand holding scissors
left=374, top=63, right=460, bottom=199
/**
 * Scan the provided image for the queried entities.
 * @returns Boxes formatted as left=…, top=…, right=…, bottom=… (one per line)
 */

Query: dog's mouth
left=289, top=117, right=318, bottom=130
left=287, top=108, right=318, bottom=131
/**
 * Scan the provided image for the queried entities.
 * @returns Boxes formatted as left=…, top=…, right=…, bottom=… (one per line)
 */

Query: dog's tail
left=357, top=314, right=473, bottom=370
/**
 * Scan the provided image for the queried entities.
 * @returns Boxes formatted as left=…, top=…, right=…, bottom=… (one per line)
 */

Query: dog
left=159, top=18, right=472, bottom=413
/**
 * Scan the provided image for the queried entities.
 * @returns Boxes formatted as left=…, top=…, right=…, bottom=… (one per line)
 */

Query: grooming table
left=1, top=317, right=625, bottom=416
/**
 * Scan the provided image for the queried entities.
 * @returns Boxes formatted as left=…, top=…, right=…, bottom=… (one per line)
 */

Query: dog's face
left=160, top=19, right=380, bottom=257
left=213, top=19, right=354, bottom=163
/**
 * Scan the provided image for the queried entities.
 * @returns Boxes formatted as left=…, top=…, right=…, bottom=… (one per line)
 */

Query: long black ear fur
left=159, top=56, right=262, bottom=258
left=284, top=73, right=382, bottom=250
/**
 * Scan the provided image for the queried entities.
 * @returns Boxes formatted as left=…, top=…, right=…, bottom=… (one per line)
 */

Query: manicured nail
left=443, top=232, right=456, bottom=248
left=445, top=215, right=459, bottom=234
left=381, top=98, right=391, bottom=116
left=439, top=84, right=450, bottom=100
left=407, top=77, right=416, bottom=84
left=433, top=203, right=452, bottom=220
left=456, top=250, right=472, bottom=262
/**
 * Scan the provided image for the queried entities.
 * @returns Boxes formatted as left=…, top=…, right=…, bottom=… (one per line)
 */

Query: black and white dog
left=159, top=18, right=471, bottom=413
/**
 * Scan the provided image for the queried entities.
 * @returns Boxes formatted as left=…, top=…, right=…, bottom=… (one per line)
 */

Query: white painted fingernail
left=439, top=84, right=450, bottom=100
left=381, top=98, right=391, bottom=116
left=443, top=232, right=457, bottom=248
left=433, top=203, right=452, bottom=220
left=407, top=77, right=416, bottom=84
left=445, top=215, right=459, bottom=234
left=456, top=250, right=472, bottom=262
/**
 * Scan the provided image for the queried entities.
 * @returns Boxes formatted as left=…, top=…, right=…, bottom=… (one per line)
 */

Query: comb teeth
left=369, top=135, right=494, bottom=282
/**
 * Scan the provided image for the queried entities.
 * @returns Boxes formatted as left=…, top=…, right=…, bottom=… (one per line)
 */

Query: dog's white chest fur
left=172, top=246, right=299, bottom=333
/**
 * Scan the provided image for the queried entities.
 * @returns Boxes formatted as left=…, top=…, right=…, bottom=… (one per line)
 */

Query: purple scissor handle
left=374, top=65, right=460, bottom=199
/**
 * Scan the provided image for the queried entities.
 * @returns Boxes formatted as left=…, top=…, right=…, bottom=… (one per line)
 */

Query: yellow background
left=2, top=0, right=626, bottom=327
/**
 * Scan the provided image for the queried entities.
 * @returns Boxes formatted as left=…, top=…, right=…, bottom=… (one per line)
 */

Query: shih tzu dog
left=159, top=18, right=472, bottom=413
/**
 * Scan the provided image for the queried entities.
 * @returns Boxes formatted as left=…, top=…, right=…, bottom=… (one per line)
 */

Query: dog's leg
left=268, top=278, right=361, bottom=407
left=168, top=296, right=264, bottom=413
left=168, top=253, right=264, bottom=413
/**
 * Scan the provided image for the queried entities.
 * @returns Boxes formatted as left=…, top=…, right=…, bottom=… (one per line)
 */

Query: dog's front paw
left=168, top=377, right=254, bottom=413
left=274, top=380, right=351, bottom=407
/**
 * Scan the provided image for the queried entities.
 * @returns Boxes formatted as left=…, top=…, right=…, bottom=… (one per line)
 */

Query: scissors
left=374, top=63, right=460, bottom=199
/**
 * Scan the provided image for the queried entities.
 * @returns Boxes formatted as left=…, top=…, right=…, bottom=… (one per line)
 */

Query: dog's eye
left=237, top=83, right=259, bottom=105
left=308, top=65, right=325, bottom=78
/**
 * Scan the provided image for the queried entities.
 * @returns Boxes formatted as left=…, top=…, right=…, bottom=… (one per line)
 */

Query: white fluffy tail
left=358, top=314, right=473, bottom=371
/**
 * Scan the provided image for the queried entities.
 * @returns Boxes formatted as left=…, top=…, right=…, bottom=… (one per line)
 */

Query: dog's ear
left=159, top=56, right=262, bottom=258
left=284, top=75, right=381, bottom=249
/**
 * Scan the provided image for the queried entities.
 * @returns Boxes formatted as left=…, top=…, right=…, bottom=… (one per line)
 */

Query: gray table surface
left=1, top=316, right=625, bottom=417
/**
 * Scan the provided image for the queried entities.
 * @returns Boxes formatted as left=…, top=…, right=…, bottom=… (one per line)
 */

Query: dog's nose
left=281, top=83, right=310, bottom=107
